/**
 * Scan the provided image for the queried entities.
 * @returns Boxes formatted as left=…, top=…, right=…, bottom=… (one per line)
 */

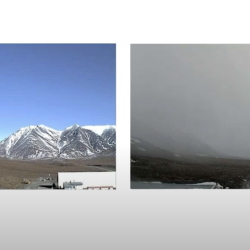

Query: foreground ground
left=131, top=155, right=250, bottom=189
left=0, top=157, right=116, bottom=189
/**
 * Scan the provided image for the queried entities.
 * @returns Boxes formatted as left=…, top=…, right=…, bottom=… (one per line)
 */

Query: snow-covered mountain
left=0, top=124, right=116, bottom=160
left=101, top=127, right=116, bottom=147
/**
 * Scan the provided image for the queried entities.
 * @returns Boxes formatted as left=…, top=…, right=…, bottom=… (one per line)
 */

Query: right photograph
left=131, top=44, right=250, bottom=189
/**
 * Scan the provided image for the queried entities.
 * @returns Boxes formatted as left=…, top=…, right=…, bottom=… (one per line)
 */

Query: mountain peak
left=37, top=124, right=47, bottom=128
left=65, top=124, right=80, bottom=130
left=0, top=124, right=116, bottom=160
left=20, top=125, right=36, bottom=131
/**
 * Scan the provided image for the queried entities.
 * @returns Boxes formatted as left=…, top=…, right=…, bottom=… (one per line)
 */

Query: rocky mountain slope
left=0, top=124, right=116, bottom=160
left=131, top=118, right=220, bottom=159
left=131, top=137, right=175, bottom=159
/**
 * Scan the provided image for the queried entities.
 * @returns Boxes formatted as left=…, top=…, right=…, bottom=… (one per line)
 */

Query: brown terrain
left=0, top=157, right=116, bottom=189
left=131, top=155, right=250, bottom=189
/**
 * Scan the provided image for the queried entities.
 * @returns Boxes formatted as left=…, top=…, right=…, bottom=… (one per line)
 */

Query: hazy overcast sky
left=0, top=44, right=116, bottom=141
left=131, top=44, right=250, bottom=158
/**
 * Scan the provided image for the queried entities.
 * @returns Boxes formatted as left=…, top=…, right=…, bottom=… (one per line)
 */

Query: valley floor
left=131, top=181, right=220, bottom=189
left=131, top=156, right=250, bottom=189
left=0, top=157, right=116, bottom=189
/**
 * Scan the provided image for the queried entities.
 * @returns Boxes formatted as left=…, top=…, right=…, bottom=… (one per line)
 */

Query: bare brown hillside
left=0, top=157, right=116, bottom=189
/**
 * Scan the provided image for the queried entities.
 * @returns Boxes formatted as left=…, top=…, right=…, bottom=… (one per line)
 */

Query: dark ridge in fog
left=131, top=44, right=250, bottom=158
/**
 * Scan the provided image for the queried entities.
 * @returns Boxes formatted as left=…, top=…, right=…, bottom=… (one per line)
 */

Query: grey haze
left=131, top=44, right=250, bottom=158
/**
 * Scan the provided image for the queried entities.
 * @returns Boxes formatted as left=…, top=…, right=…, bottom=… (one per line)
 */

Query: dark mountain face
left=0, top=144, right=6, bottom=156
left=131, top=118, right=220, bottom=158
left=131, top=137, right=175, bottom=159
left=59, top=127, right=111, bottom=159
left=0, top=125, right=116, bottom=160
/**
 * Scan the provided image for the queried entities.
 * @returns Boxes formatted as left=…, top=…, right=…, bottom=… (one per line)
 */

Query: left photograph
left=0, top=44, right=116, bottom=190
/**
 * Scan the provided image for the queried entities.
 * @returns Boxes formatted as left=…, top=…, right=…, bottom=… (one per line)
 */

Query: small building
left=58, top=172, right=116, bottom=190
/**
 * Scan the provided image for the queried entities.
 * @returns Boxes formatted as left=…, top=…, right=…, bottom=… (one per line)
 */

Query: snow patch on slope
left=131, top=138, right=140, bottom=144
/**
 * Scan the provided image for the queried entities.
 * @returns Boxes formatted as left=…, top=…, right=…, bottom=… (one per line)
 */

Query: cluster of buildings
left=57, top=172, right=116, bottom=190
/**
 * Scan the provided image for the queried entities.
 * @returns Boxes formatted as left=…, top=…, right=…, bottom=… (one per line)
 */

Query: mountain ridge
left=131, top=117, right=221, bottom=158
left=0, top=124, right=116, bottom=160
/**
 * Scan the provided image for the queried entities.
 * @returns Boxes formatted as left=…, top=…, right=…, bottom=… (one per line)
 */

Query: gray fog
left=131, top=44, right=250, bottom=158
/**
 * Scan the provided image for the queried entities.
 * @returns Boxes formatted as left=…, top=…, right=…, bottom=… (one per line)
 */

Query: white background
left=0, top=1, right=250, bottom=249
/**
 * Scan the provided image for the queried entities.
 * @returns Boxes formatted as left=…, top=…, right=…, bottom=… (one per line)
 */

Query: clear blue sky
left=0, top=44, right=116, bottom=140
